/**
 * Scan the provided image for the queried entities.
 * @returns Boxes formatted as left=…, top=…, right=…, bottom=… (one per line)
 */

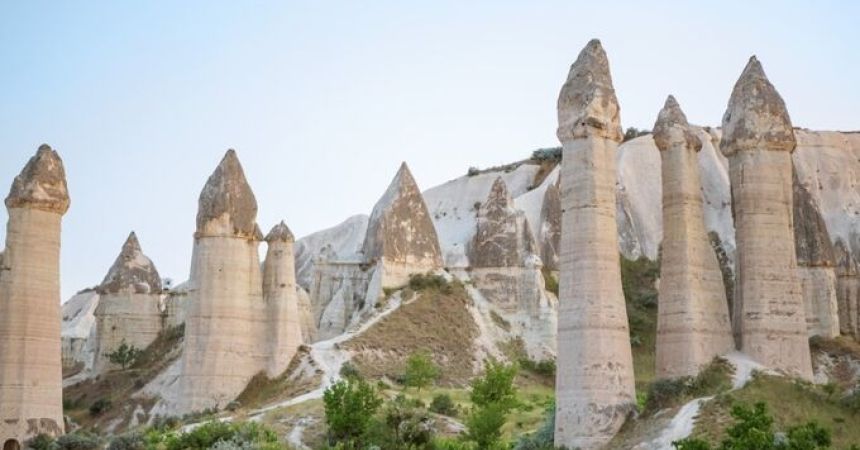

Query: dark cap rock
left=98, top=232, right=162, bottom=295
left=196, top=149, right=259, bottom=238
left=266, top=221, right=295, bottom=243
left=557, top=39, right=623, bottom=143
left=5, top=144, right=70, bottom=214
left=652, top=95, right=702, bottom=152
left=720, top=56, right=796, bottom=156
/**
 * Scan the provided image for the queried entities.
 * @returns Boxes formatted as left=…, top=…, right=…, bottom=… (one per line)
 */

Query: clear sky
left=1, top=1, right=858, bottom=301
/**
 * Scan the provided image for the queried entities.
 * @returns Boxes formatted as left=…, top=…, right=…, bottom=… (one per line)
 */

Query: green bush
left=407, top=273, right=456, bottom=294
left=465, top=403, right=508, bottom=449
left=323, top=377, right=384, bottom=449
left=106, top=432, right=145, bottom=450
left=404, top=351, right=440, bottom=391
left=519, top=358, right=555, bottom=378
left=105, top=339, right=142, bottom=370
left=25, top=434, right=56, bottom=450
left=513, top=402, right=555, bottom=450
left=339, top=362, right=362, bottom=380
left=430, top=394, right=458, bottom=417
left=144, top=421, right=282, bottom=450
left=470, top=360, right=518, bottom=410
left=380, top=394, right=435, bottom=450
left=53, top=432, right=102, bottom=450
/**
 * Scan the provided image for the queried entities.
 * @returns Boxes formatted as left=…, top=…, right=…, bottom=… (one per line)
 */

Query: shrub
left=25, top=434, right=55, bottom=450
left=381, top=394, right=435, bottom=449
left=530, top=147, right=562, bottom=162
left=623, top=127, right=650, bottom=142
left=323, top=377, right=384, bottom=448
left=107, top=432, right=145, bottom=450
left=149, top=421, right=282, bottom=450
left=408, top=273, right=451, bottom=293
left=53, top=432, right=102, bottom=450
left=465, top=403, right=508, bottom=449
left=430, top=394, right=458, bottom=417
left=89, top=398, right=112, bottom=417
left=645, top=377, right=690, bottom=412
left=105, top=339, right=142, bottom=370
left=404, top=352, right=440, bottom=391
left=339, top=362, right=362, bottom=380
left=513, top=402, right=555, bottom=450
left=541, top=268, right=558, bottom=297
left=470, top=360, right=518, bottom=410
left=519, top=358, right=555, bottom=378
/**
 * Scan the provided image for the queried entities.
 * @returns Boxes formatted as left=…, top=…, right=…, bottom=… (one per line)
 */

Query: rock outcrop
left=0, top=145, right=70, bottom=444
left=362, top=162, right=443, bottom=289
left=468, top=178, right=555, bottom=359
left=653, top=96, right=734, bottom=379
left=93, top=232, right=163, bottom=373
left=262, top=221, right=306, bottom=376
left=720, top=57, right=813, bottom=380
left=538, top=180, right=561, bottom=271
left=178, top=150, right=268, bottom=413
left=793, top=172, right=840, bottom=338
left=554, top=40, right=636, bottom=450
left=835, top=240, right=860, bottom=338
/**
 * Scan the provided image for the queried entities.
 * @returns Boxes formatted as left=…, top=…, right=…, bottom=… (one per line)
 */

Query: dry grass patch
left=343, top=280, right=479, bottom=386
left=236, top=346, right=322, bottom=409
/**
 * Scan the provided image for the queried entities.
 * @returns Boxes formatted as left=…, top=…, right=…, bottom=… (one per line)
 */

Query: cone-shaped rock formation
left=263, top=221, right=305, bottom=376
left=0, top=145, right=70, bottom=443
left=554, top=39, right=636, bottom=450
left=538, top=180, right=561, bottom=271
left=653, top=96, right=734, bottom=379
left=93, top=232, right=164, bottom=373
left=720, top=57, right=813, bottom=380
left=470, top=177, right=538, bottom=268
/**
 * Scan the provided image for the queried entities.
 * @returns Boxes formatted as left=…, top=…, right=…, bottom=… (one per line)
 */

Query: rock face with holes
left=721, top=57, right=813, bottom=380
left=262, top=221, right=307, bottom=377
left=93, top=232, right=164, bottom=373
left=362, top=162, right=443, bottom=290
left=554, top=40, right=636, bottom=450
left=793, top=172, right=840, bottom=338
left=654, top=96, right=734, bottom=380
left=0, top=145, right=70, bottom=444
left=178, top=150, right=269, bottom=413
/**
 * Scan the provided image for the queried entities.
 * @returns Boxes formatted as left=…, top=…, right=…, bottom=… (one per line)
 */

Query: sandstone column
left=834, top=240, right=860, bottom=338
left=554, top=39, right=636, bottom=450
left=93, top=232, right=163, bottom=374
left=0, top=145, right=70, bottom=445
left=263, top=221, right=304, bottom=377
left=654, top=96, right=734, bottom=380
left=720, top=57, right=813, bottom=380
left=178, top=150, right=267, bottom=413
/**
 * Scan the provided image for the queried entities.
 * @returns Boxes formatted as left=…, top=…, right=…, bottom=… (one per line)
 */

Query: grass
left=691, top=372, right=860, bottom=448
left=63, top=324, right=185, bottom=430
left=235, top=345, right=322, bottom=409
left=343, top=277, right=479, bottom=385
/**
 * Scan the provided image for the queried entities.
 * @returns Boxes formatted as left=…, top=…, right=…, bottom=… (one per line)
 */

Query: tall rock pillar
left=263, top=221, right=304, bottom=377
left=178, top=150, right=267, bottom=413
left=654, top=96, right=734, bottom=379
left=720, top=57, right=813, bottom=380
left=0, top=145, right=70, bottom=445
left=553, top=40, right=636, bottom=450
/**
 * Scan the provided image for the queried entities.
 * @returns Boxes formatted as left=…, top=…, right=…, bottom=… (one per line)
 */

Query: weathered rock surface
left=721, top=57, right=813, bottom=380
left=554, top=40, right=636, bottom=450
left=362, top=163, right=443, bottom=288
left=196, top=149, right=259, bottom=239
left=469, top=177, right=539, bottom=268
left=0, top=145, right=69, bottom=444
left=93, top=232, right=164, bottom=373
left=179, top=150, right=268, bottom=413
left=538, top=180, right=561, bottom=271
left=794, top=172, right=840, bottom=338
left=263, top=221, right=306, bottom=376
left=653, top=96, right=734, bottom=380
left=835, top=240, right=860, bottom=337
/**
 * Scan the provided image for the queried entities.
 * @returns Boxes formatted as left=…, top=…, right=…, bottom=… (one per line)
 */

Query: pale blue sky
left=1, top=1, right=858, bottom=301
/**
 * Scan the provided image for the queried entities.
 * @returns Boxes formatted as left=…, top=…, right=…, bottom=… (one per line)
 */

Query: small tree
left=106, top=339, right=142, bottom=370
left=323, top=377, right=384, bottom=449
left=464, top=359, right=519, bottom=449
left=404, top=351, right=440, bottom=391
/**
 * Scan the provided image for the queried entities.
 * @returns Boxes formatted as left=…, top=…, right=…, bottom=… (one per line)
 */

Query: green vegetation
left=323, top=377, right=384, bottom=449
left=691, top=373, right=860, bottom=448
left=142, top=420, right=286, bottom=450
left=408, top=273, right=458, bottom=294
left=106, top=339, right=142, bottom=370
left=404, top=351, right=441, bottom=392
left=463, top=360, right=520, bottom=449
left=643, top=357, right=734, bottom=414
left=512, top=402, right=555, bottom=450
left=530, top=147, right=561, bottom=162
left=540, top=268, right=558, bottom=297
left=674, top=402, right=839, bottom=450
left=620, top=256, right=660, bottom=394
left=623, top=127, right=650, bottom=142
left=430, top=393, right=458, bottom=417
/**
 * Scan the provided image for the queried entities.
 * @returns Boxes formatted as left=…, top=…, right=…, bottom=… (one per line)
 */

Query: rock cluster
left=653, top=96, right=734, bottom=379
left=720, top=57, right=813, bottom=380
left=0, top=145, right=70, bottom=444
left=554, top=40, right=636, bottom=450
left=93, top=232, right=164, bottom=373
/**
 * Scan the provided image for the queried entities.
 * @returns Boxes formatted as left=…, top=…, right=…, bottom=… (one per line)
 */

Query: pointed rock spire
left=539, top=181, right=561, bottom=271
left=720, top=56, right=796, bottom=156
left=652, top=95, right=702, bottom=152
left=793, top=171, right=835, bottom=267
left=362, top=162, right=442, bottom=266
left=265, top=221, right=295, bottom=243
left=5, top=144, right=70, bottom=214
left=556, top=39, right=623, bottom=143
left=470, top=177, right=538, bottom=268
left=196, top=149, right=259, bottom=238
left=98, top=231, right=162, bottom=295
